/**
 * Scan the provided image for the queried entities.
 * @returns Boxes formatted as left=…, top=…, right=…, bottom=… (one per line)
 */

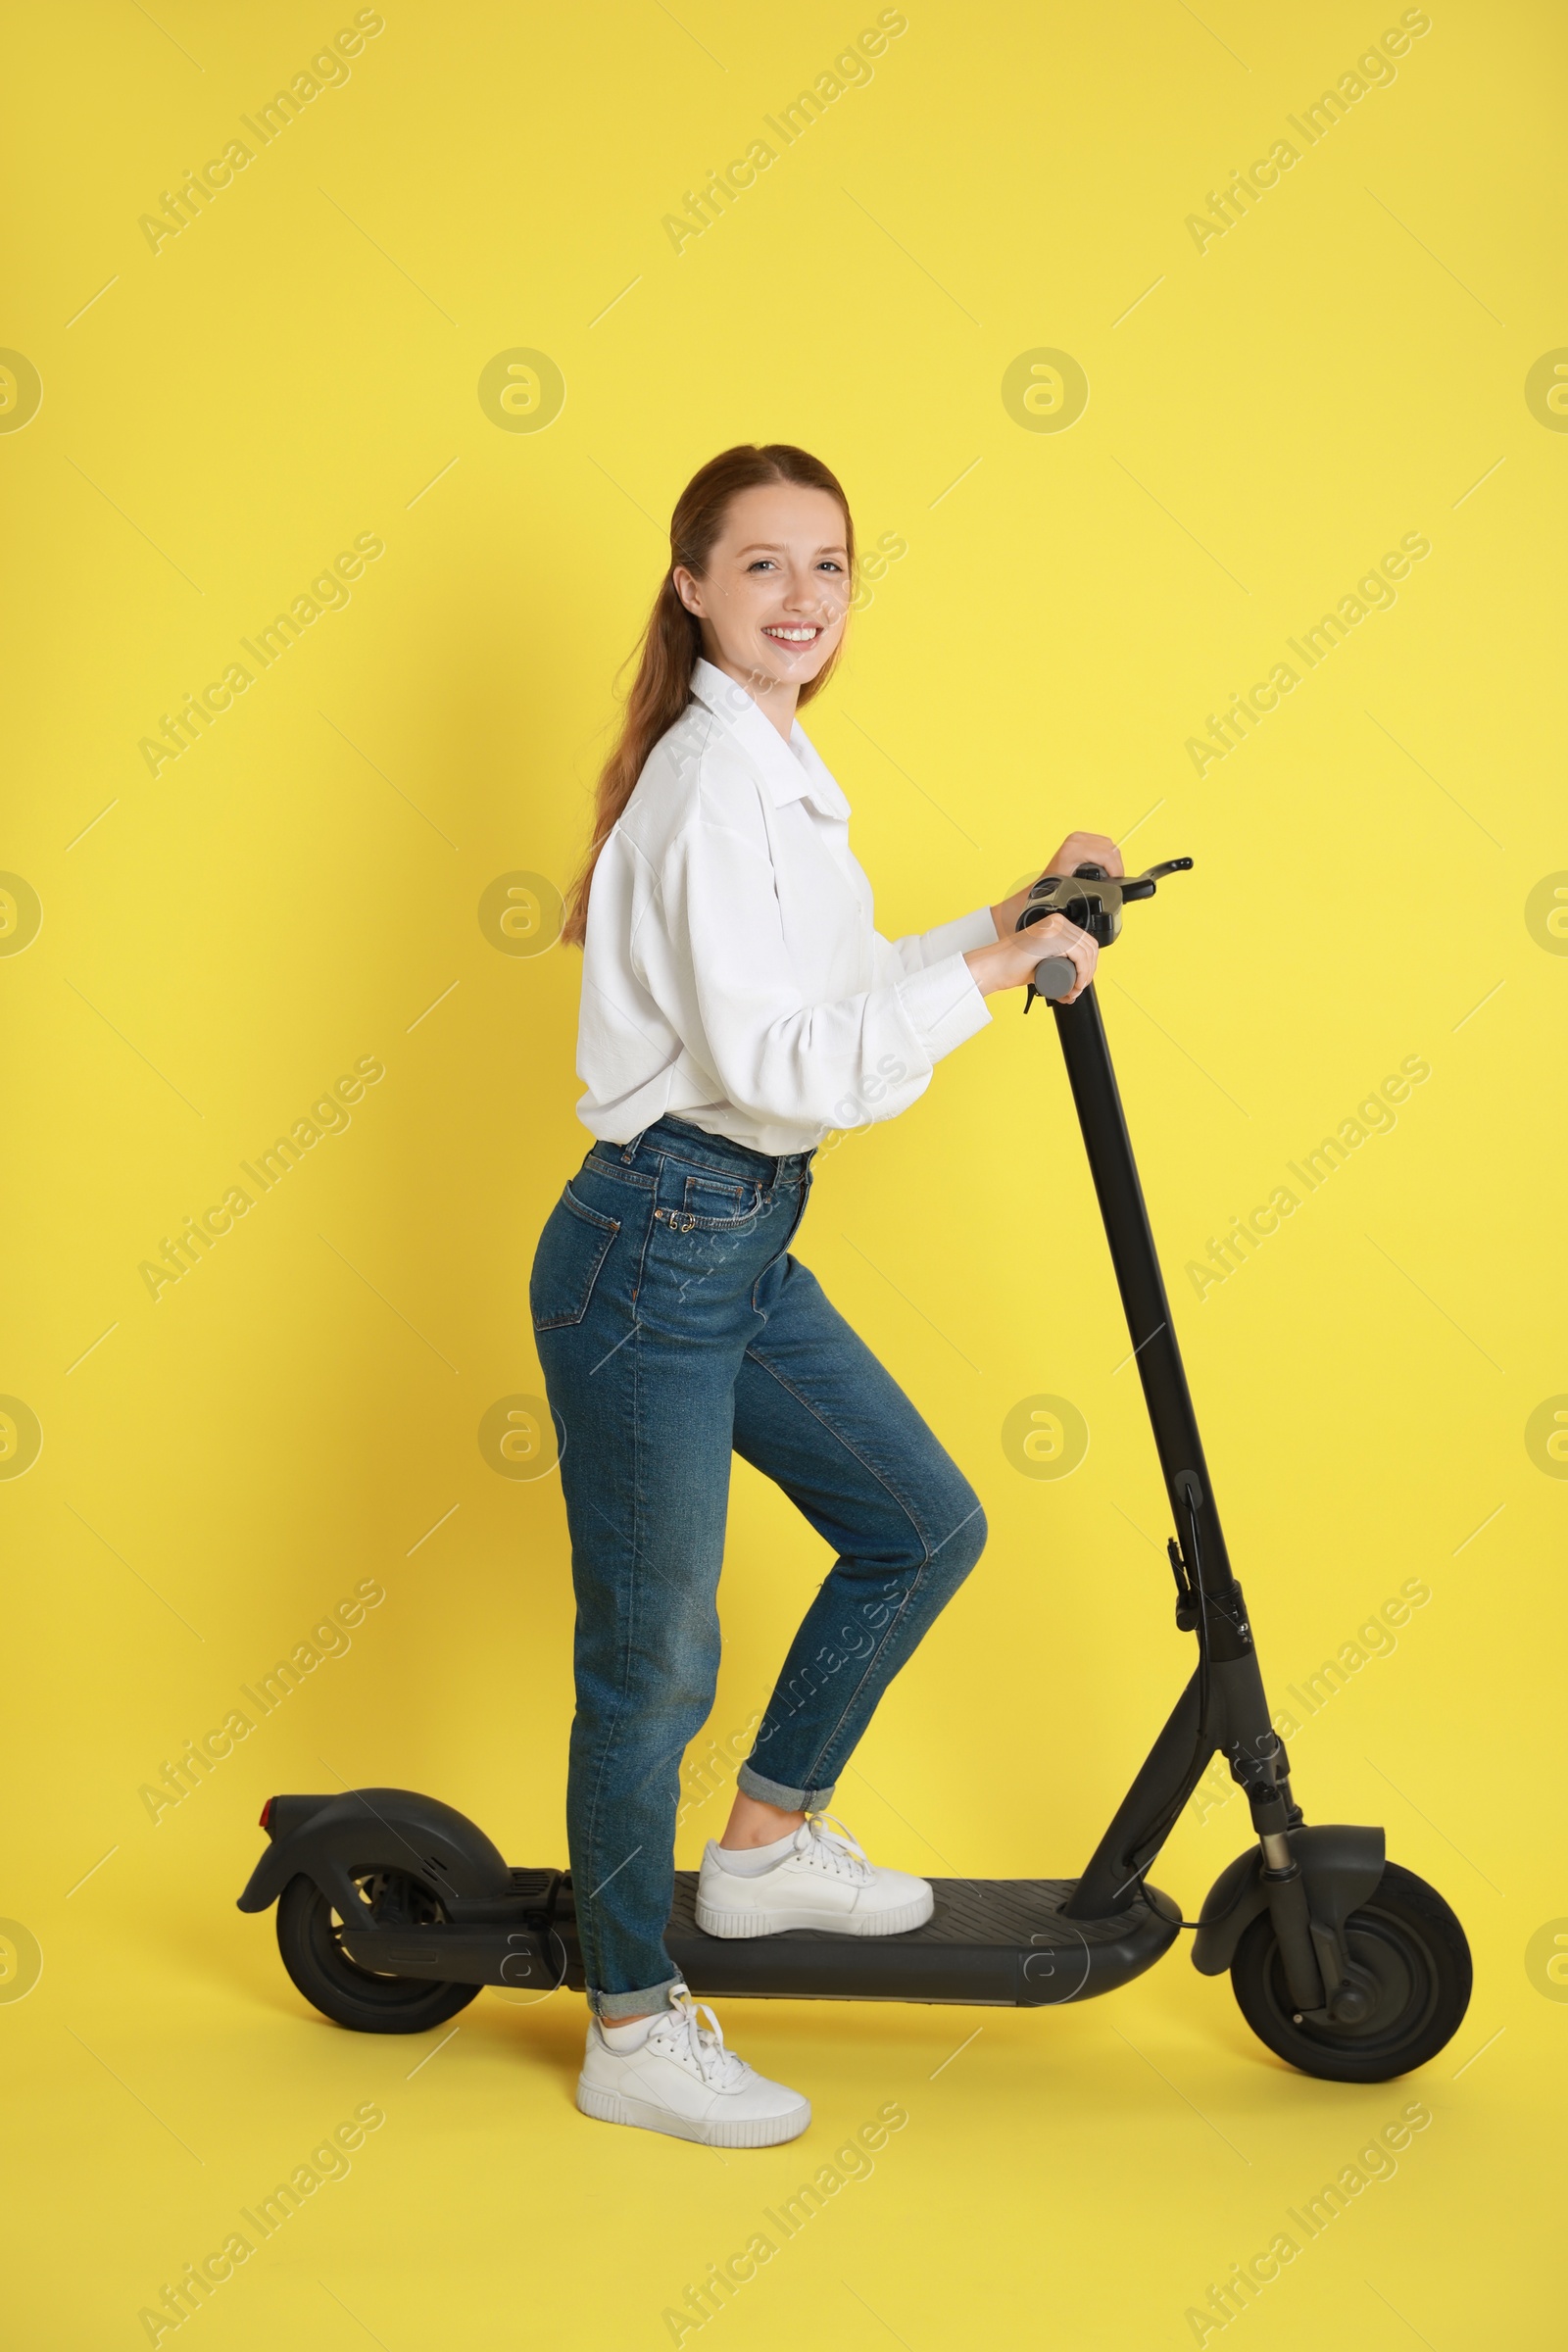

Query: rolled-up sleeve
left=654, top=819, right=991, bottom=1132
left=878, top=903, right=1000, bottom=978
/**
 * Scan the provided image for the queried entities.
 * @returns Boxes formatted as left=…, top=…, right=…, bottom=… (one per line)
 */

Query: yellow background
left=3, top=0, right=1563, bottom=2344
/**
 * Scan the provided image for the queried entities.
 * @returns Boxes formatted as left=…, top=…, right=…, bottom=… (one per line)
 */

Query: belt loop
left=618, top=1126, right=647, bottom=1164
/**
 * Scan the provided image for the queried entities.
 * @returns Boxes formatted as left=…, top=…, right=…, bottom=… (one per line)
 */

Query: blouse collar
left=689, top=657, right=851, bottom=820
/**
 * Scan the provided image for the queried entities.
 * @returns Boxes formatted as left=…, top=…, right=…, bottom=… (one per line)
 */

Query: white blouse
left=574, top=657, right=997, bottom=1154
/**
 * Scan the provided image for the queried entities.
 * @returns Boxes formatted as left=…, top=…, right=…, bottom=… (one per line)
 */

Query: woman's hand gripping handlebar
left=966, top=828, right=1119, bottom=1007
left=963, top=914, right=1097, bottom=1005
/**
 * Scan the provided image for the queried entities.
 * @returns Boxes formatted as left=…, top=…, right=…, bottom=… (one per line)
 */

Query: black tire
left=1230, top=1860, right=1471, bottom=2082
left=275, top=1870, right=481, bottom=2034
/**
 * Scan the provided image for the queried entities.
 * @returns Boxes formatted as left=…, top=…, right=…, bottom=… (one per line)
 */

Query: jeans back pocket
left=530, top=1185, right=619, bottom=1330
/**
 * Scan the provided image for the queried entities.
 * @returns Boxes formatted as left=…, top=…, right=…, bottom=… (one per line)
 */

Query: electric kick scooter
left=239, top=859, right=1473, bottom=2082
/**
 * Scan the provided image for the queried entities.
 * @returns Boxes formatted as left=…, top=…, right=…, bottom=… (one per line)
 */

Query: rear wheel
left=1230, top=1861, right=1471, bottom=2082
left=276, top=1870, right=481, bottom=2034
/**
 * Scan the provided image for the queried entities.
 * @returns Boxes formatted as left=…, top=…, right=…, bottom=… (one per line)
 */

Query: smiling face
left=672, top=481, right=851, bottom=710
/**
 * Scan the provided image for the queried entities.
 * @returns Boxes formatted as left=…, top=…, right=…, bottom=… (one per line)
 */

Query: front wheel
left=276, top=1870, right=481, bottom=2034
left=1230, top=1861, right=1471, bottom=2082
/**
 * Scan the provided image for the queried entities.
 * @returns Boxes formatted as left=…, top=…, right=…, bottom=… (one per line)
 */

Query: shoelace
left=647, top=1984, right=748, bottom=2089
left=792, top=1809, right=873, bottom=1885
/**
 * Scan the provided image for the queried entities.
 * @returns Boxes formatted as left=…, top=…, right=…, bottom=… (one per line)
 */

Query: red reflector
left=259, top=1797, right=273, bottom=1831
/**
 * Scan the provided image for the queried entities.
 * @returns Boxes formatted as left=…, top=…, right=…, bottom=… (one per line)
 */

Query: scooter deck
left=338, top=1869, right=1181, bottom=2008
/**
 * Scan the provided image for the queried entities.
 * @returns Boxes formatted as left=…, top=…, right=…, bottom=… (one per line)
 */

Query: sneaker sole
left=693, top=1889, right=935, bottom=1939
left=576, top=2080, right=811, bottom=2147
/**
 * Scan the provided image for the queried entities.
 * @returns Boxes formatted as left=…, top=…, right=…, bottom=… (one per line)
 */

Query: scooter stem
left=1048, top=983, right=1237, bottom=1597
left=1051, top=982, right=1298, bottom=1929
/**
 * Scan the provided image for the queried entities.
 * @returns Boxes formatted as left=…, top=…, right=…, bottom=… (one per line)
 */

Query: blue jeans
left=529, top=1114, right=989, bottom=2019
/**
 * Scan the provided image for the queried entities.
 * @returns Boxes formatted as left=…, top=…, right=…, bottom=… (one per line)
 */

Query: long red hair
left=562, top=442, right=856, bottom=948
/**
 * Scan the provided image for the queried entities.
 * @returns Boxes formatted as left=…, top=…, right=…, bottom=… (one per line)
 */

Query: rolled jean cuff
left=591, top=1975, right=682, bottom=2022
left=735, top=1761, right=838, bottom=1812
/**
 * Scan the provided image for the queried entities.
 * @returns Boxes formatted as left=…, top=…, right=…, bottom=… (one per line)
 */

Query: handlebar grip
left=1032, top=955, right=1077, bottom=1002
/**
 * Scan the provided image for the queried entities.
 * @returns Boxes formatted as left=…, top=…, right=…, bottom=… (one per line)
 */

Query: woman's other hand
left=987, top=830, right=1124, bottom=947
left=1041, top=830, right=1123, bottom=883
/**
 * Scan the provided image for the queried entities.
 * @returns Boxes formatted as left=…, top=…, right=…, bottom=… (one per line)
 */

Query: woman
left=531, top=441, right=1114, bottom=2147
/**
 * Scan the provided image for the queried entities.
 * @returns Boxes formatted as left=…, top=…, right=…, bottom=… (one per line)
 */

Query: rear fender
left=236, top=1788, right=512, bottom=1917
left=1191, top=1823, right=1386, bottom=1977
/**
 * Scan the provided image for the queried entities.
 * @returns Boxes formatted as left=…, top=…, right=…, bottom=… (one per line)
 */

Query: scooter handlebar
left=1032, top=955, right=1077, bottom=1001
left=1019, top=854, right=1192, bottom=1007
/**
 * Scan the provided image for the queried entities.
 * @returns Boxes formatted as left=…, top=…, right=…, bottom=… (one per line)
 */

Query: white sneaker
left=695, top=1811, right=935, bottom=1938
left=575, top=1984, right=811, bottom=2147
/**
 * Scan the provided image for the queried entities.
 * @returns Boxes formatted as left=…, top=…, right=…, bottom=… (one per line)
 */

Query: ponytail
left=562, top=442, right=856, bottom=949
